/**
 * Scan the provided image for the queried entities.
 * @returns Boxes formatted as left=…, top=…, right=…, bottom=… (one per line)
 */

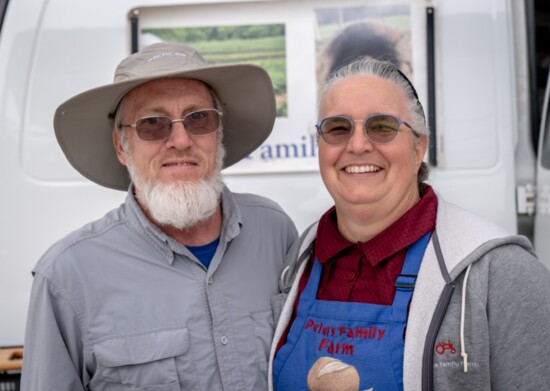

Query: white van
left=0, top=0, right=549, bottom=364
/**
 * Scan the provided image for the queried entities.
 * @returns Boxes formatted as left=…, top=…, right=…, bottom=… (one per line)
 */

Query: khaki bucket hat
left=54, top=42, right=276, bottom=190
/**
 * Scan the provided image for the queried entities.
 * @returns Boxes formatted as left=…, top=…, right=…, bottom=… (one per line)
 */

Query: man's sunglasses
left=119, top=109, right=223, bottom=141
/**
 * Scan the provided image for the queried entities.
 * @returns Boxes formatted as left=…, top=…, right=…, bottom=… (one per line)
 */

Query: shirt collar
left=124, top=184, right=242, bottom=266
left=315, top=185, right=438, bottom=267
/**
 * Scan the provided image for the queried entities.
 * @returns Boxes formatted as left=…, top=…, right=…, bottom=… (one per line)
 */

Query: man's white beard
left=126, top=144, right=225, bottom=230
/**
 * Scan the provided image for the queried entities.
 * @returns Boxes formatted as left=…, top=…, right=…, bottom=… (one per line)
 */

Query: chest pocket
left=93, top=327, right=199, bottom=390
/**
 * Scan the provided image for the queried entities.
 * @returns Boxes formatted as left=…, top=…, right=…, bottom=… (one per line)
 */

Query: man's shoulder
left=226, top=191, right=297, bottom=237
left=34, top=205, right=128, bottom=276
left=231, top=191, right=288, bottom=215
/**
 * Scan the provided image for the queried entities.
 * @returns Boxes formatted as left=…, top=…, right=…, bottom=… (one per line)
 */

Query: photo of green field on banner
left=142, top=24, right=287, bottom=117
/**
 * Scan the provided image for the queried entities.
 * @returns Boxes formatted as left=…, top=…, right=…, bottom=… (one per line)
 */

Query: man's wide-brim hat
left=54, top=42, right=276, bottom=190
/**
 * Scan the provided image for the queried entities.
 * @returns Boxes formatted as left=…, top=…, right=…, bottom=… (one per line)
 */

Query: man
left=21, top=42, right=298, bottom=391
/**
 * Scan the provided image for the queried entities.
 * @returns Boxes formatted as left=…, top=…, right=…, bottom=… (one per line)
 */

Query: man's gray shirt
left=21, top=186, right=298, bottom=391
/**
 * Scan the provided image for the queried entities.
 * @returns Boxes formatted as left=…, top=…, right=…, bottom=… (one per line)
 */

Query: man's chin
left=137, top=177, right=222, bottom=230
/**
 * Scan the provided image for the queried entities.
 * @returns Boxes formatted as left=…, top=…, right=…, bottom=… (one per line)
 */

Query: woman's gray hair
left=319, top=57, right=430, bottom=188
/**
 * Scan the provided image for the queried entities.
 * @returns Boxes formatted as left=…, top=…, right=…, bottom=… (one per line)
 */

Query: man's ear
left=113, top=131, right=128, bottom=166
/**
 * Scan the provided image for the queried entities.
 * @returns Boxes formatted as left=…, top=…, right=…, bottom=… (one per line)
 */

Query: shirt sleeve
left=486, top=245, right=550, bottom=389
left=20, top=273, right=88, bottom=391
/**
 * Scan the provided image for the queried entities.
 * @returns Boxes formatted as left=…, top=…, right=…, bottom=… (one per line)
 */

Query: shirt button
left=208, top=276, right=213, bottom=284
left=348, top=271, right=357, bottom=281
left=220, top=336, right=228, bottom=345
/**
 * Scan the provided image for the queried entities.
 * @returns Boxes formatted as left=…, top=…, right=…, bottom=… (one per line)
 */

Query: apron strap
left=392, top=231, right=432, bottom=317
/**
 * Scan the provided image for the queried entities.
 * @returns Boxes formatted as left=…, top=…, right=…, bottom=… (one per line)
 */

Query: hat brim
left=54, top=64, right=276, bottom=190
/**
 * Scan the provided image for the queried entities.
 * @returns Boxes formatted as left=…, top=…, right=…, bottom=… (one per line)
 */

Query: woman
left=268, top=59, right=550, bottom=391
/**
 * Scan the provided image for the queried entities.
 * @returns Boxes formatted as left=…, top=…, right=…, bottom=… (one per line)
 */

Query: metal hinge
left=517, top=184, right=536, bottom=216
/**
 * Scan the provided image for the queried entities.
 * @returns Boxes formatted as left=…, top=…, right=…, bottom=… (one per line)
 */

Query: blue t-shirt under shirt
left=187, top=237, right=220, bottom=269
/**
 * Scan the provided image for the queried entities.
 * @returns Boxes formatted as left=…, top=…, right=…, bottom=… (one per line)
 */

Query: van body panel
left=0, top=0, right=547, bottom=347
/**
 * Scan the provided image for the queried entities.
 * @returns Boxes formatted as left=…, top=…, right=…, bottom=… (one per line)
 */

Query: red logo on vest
left=435, top=339, right=456, bottom=355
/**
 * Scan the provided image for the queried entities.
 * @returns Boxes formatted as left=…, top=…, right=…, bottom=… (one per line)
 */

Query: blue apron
left=273, top=232, right=431, bottom=391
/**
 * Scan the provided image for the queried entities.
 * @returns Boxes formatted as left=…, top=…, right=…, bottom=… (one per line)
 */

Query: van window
left=21, top=0, right=123, bottom=183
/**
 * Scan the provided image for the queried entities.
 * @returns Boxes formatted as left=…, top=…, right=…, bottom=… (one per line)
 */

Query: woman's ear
left=414, top=135, right=428, bottom=169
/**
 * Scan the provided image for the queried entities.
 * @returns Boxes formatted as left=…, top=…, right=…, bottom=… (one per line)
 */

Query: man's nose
left=165, top=120, right=194, bottom=149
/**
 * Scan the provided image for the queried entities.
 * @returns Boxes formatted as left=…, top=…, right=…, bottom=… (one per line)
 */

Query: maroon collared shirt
left=277, top=185, right=437, bottom=349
